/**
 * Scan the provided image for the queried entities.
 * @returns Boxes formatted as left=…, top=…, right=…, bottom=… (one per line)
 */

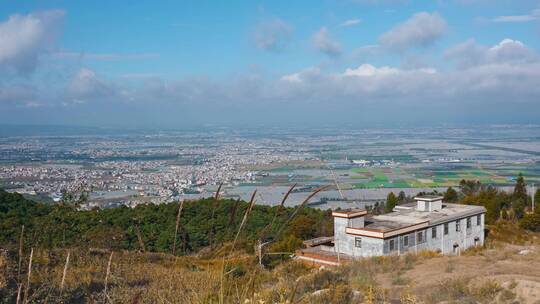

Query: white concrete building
left=297, top=196, right=486, bottom=265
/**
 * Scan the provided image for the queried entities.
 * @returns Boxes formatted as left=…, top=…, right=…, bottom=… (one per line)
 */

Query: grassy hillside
left=1, top=225, right=539, bottom=303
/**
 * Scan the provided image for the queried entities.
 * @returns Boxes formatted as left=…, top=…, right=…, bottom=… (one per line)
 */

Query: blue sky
left=1, top=0, right=540, bottom=128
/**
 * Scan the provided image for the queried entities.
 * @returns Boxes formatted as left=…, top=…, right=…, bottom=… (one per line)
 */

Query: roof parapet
left=332, top=209, right=367, bottom=218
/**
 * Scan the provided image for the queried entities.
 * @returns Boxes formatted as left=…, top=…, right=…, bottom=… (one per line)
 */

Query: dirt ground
left=376, top=242, right=540, bottom=303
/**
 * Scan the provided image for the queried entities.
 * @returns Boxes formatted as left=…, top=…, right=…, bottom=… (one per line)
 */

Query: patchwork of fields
left=259, top=163, right=540, bottom=189
left=349, top=166, right=516, bottom=189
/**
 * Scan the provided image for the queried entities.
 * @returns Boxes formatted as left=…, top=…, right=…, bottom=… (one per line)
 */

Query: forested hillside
left=0, top=189, right=333, bottom=255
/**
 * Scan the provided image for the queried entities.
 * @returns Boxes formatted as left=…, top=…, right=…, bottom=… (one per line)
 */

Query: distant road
left=457, top=141, right=540, bottom=156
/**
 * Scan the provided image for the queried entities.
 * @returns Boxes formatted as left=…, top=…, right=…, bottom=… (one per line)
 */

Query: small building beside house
left=296, top=195, right=485, bottom=265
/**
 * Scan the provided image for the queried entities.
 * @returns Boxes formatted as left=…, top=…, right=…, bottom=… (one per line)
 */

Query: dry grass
left=1, top=217, right=539, bottom=303
left=0, top=250, right=6, bottom=290
left=0, top=237, right=539, bottom=303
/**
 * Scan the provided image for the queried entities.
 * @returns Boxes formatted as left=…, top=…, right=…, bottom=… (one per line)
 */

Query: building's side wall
left=334, top=217, right=354, bottom=255
left=404, top=214, right=484, bottom=254
left=334, top=217, right=384, bottom=256
left=338, top=233, right=384, bottom=257
left=423, top=213, right=485, bottom=255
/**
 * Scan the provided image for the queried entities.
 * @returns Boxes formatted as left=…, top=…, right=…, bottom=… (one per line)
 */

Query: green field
left=351, top=166, right=539, bottom=189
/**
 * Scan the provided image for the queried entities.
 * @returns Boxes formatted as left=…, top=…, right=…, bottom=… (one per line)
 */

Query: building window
left=477, top=214, right=481, bottom=225
left=456, top=220, right=461, bottom=232
left=355, top=237, right=362, bottom=248
left=444, top=223, right=449, bottom=235
left=417, top=231, right=423, bottom=243
left=432, top=227, right=437, bottom=239
left=389, top=239, right=395, bottom=251
left=403, top=235, right=409, bottom=247
left=467, top=217, right=471, bottom=229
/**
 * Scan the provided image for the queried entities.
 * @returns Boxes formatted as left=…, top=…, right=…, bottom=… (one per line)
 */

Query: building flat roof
left=355, top=203, right=486, bottom=233
left=414, top=195, right=444, bottom=201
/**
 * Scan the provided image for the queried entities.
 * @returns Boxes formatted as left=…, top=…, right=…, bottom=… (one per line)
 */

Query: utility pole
left=257, top=239, right=271, bottom=267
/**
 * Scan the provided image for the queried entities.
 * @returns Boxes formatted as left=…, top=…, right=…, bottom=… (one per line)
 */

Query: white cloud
left=379, top=12, right=447, bottom=50
left=4, top=34, right=540, bottom=126
left=340, top=19, right=362, bottom=27
left=252, top=18, right=293, bottom=51
left=311, top=27, right=342, bottom=56
left=492, top=8, right=540, bottom=23
left=66, top=68, right=115, bottom=103
left=343, top=64, right=400, bottom=77
left=445, top=38, right=538, bottom=68
left=0, top=10, right=64, bottom=75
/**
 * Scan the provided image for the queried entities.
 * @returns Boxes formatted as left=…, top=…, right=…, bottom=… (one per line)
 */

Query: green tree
left=520, top=212, right=540, bottom=232
left=443, top=186, right=458, bottom=202
left=385, top=192, right=397, bottom=213
left=513, top=173, right=528, bottom=203
left=459, top=179, right=481, bottom=196
left=285, top=215, right=317, bottom=239
left=397, top=191, right=406, bottom=203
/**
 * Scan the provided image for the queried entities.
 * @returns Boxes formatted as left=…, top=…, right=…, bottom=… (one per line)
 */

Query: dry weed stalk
left=259, top=183, right=296, bottom=240
left=230, top=190, right=257, bottom=255
left=134, top=224, right=146, bottom=253
left=15, top=284, right=22, bottom=304
left=209, top=183, right=223, bottom=249
left=104, top=251, right=114, bottom=296
left=22, top=247, right=33, bottom=304
left=228, top=199, right=240, bottom=227
left=17, top=225, right=24, bottom=279
left=60, top=251, right=70, bottom=295
left=172, top=199, right=185, bottom=255
left=220, top=190, right=256, bottom=303
left=275, top=185, right=330, bottom=239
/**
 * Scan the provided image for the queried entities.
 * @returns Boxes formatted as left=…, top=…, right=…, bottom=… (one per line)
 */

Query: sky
left=1, top=0, right=540, bottom=128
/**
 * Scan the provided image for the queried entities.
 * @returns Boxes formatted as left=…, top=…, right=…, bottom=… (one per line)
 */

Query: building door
left=453, top=243, right=459, bottom=255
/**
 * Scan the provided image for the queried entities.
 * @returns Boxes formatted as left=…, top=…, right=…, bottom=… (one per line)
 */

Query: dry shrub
left=296, top=268, right=344, bottom=295
left=305, top=283, right=353, bottom=304
left=423, top=277, right=512, bottom=304
left=400, top=290, right=419, bottom=304
left=362, top=284, right=389, bottom=304
left=488, top=221, right=532, bottom=245
left=424, top=277, right=472, bottom=303
left=392, top=270, right=411, bottom=286
left=416, top=250, right=442, bottom=259
left=472, top=279, right=502, bottom=302
left=0, top=251, right=6, bottom=289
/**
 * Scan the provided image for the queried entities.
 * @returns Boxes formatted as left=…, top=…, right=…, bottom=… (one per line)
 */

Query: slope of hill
left=1, top=189, right=539, bottom=303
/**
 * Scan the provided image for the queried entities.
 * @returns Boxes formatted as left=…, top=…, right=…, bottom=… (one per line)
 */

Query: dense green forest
left=0, top=189, right=333, bottom=255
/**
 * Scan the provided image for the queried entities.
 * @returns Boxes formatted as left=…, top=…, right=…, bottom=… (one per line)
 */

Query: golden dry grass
left=1, top=225, right=539, bottom=303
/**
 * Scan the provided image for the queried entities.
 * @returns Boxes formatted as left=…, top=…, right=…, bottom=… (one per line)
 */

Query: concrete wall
left=333, top=216, right=383, bottom=257
left=334, top=213, right=485, bottom=257
left=429, top=213, right=485, bottom=255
